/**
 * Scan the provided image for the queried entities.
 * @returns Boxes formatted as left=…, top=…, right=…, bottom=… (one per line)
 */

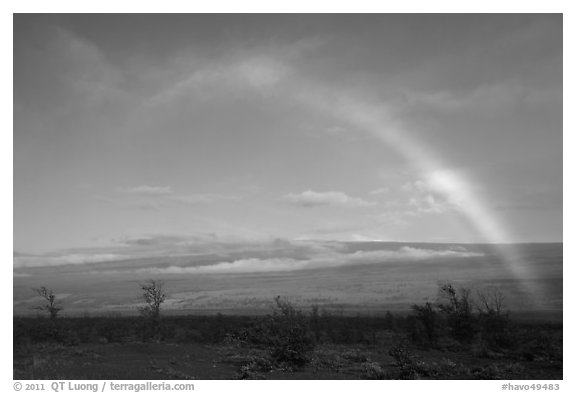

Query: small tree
left=33, top=286, right=62, bottom=320
left=476, top=286, right=506, bottom=317
left=476, top=286, right=514, bottom=349
left=411, top=302, right=441, bottom=345
left=138, top=280, right=166, bottom=320
left=437, top=283, right=476, bottom=343
left=265, top=296, right=315, bottom=367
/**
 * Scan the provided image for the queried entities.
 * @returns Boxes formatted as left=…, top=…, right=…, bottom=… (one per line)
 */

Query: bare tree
left=33, top=287, right=62, bottom=320
left=138, top=280, right=166, bottom=320
left=477, top=286, right=506, bottom=316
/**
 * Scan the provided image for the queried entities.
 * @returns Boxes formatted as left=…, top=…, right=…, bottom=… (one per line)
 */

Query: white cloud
left=117, top=185, right=173, bottom=195
left=407, top=194, right=453, bottom=215
left=146, top=35, right=329, bottom=107
left=125, top=246, right=483, bottom=275
left=370, top=187, right=390, bottom=195
left=372, top=178, right=459, bottom=217
left=114, top=234, right=193, bottom=246
left=148, top=55, right=289, bottom=106
left=112, top=229, right=276, bottom=249
left=232, top=56, right=289, bottom=90
left=284, top=190, right=375, bottom=208
left=14, top=253, right=123, bottom=268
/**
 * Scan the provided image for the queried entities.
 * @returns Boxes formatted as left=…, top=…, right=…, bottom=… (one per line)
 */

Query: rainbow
left=160, top=55, right=540, bottom=300
left=293, top=89, right=539, bottom=300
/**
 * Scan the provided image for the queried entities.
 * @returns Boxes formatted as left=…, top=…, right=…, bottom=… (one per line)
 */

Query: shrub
left=410, top=302, right=441, bottom=345
left=33, top=287, right=62, bottom=320
left=362, top=361, right=389, bottom=379
left=437, top=283, right=477, bottom=343
left=518, top=329, right=562, bottom=362
left=263, top=297, right=315, bottom=367
left=388, top=344, right=431, bottom=379
left=470, top=362, right=525, bottom=379
left=476, top=287, right=516, bottom=350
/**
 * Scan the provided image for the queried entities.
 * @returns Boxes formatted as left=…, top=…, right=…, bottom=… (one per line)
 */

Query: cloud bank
left=284, top=190, right=375, bottom=208
left=14, top=253, right=123, bottom=268
left=127, top=246, right=483, bottom=275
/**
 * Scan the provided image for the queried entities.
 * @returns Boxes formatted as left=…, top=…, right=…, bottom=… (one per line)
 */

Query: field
left=14, top=300, right=562, bottom=380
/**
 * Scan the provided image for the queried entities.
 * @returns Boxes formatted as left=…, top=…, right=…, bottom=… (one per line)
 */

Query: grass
left=14, top=295, right=562, bottom=380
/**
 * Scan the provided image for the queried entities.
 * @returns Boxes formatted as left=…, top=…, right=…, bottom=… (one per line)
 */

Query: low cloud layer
left=14, top=253, right=123, bottom=268
left=127, top=246, right=483, bottom=275
left=284, top=190, right=375, bottom=208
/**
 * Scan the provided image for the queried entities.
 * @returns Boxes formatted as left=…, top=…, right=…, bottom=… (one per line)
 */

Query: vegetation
left=437, top=283, right=476, bottom=343
left=138, top=280, right=166, bottom=320
left=243, top=296, right=315, bottom=368
left=32, top=287, right=62, bottom=320
left=14, top=281, right=562, bottom=380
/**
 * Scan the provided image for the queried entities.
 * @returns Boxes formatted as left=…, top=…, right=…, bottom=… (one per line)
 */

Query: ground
left=14, top=340, right=562, bottom=380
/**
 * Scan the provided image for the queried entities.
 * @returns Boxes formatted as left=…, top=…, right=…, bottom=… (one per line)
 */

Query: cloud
left=14, top=232, right=242, bottom=268
left=15, top=26, right=128, bottom=109
left=294, top=224, right=393, bottom=243
left=168, top=194, right=238, bottom=205
left=370, top=187, right=390, bottom=195
left=113, top=234, right=207, bottom=247
left=284, top=190, right=375, bottom=208
left=117, top=185, right=173, bottom=195
left=14, top=253, right=123, bottom=268
left=407, top=193, right=453, bottom=215
left=112, top=229, right=277, bottom=249
left=400, top=83, right=560, bottom=114
left=370, top=177, right=459, bottom=218
left=100, top=186, right=238, bottom=210
left=146, top=35, right=330, bottom=107
left=125, top=246, right=484, bottom=275
left=148, top=55, right=289, bottom=107
left=232, top=56, right=289, bottom=90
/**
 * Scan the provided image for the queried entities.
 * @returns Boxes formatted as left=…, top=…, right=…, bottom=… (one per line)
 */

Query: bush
left=477, top=313, right=516, bottom=350
left=476, top=287, right=517, bottom=350
left=518, top=328, right=562, bottom=362
left=410, top=302, right=442, bottom=345
left=389, top=344, right=432, bottom=379
left=437, top=283, right=477, bottom=343
left=362, top=361, right=389, bottom=379
left=235, top=355, right=274, bottom=379
left=263, top=297, right=315, bottom=367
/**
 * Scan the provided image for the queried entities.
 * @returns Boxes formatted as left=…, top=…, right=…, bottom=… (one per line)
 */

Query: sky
left=14, top=14, right=562, bottom=258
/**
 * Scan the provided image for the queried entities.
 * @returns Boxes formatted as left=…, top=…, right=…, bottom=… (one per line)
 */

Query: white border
left=4, top=3, right=572, bottom=392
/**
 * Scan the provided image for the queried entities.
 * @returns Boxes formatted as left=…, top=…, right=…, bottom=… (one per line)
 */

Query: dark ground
left=14, top=340, right=562, bottom=380
left=14, top=313, right=562, bottom=380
